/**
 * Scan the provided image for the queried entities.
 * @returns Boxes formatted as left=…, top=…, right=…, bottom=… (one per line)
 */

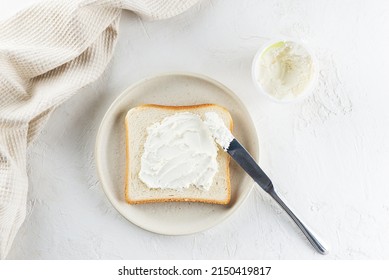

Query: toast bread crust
left=125, top=104, right=232, bottom=205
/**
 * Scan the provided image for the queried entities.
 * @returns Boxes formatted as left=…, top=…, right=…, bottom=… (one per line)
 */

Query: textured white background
left=2, top=0, right=389, bottom=259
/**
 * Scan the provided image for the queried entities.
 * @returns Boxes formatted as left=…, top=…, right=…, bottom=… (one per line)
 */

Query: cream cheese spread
left=204, top=112, right=234, bottom=151
left=139, top=112, right=218, bottom=191
left=256, top=41, right=314, bottom=100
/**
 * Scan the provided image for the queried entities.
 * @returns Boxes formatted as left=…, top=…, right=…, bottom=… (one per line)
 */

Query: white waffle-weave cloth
left=0, top=0, right=198, bottom=259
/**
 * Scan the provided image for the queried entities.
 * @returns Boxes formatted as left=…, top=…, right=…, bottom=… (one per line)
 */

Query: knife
left=227, top=138, right=329, bottom=255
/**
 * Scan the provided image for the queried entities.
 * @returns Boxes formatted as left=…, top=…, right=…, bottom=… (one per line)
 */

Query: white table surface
left=3, top=0, right=389, bottom=260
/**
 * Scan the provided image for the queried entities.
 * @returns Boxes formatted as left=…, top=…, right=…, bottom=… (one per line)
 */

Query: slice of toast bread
left=125, top=104, right=233, bottom=205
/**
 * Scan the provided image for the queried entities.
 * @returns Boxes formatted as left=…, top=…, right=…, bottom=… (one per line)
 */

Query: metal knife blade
left=227, top=138, right=273, bottom=193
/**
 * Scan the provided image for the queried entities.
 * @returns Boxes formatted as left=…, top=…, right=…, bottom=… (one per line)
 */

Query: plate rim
left=95, top=72, right=259, bottom=235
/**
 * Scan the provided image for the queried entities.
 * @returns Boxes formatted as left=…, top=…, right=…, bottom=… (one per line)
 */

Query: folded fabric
left=0, top=0, right=198, bottom=259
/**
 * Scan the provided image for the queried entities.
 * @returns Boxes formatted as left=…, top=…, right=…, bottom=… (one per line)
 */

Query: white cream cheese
left=256, top=41, right=314, bottom=100
left=204, top=112, right=234, bottom=151
left=139, top=112, right=218, bottom=191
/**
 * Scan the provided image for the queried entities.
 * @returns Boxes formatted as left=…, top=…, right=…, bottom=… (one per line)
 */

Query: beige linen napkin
left=0, top=0, right=198, bottom=259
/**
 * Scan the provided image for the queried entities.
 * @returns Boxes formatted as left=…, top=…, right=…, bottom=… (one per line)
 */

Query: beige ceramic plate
left=95, top=73, right=259, bottom=235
